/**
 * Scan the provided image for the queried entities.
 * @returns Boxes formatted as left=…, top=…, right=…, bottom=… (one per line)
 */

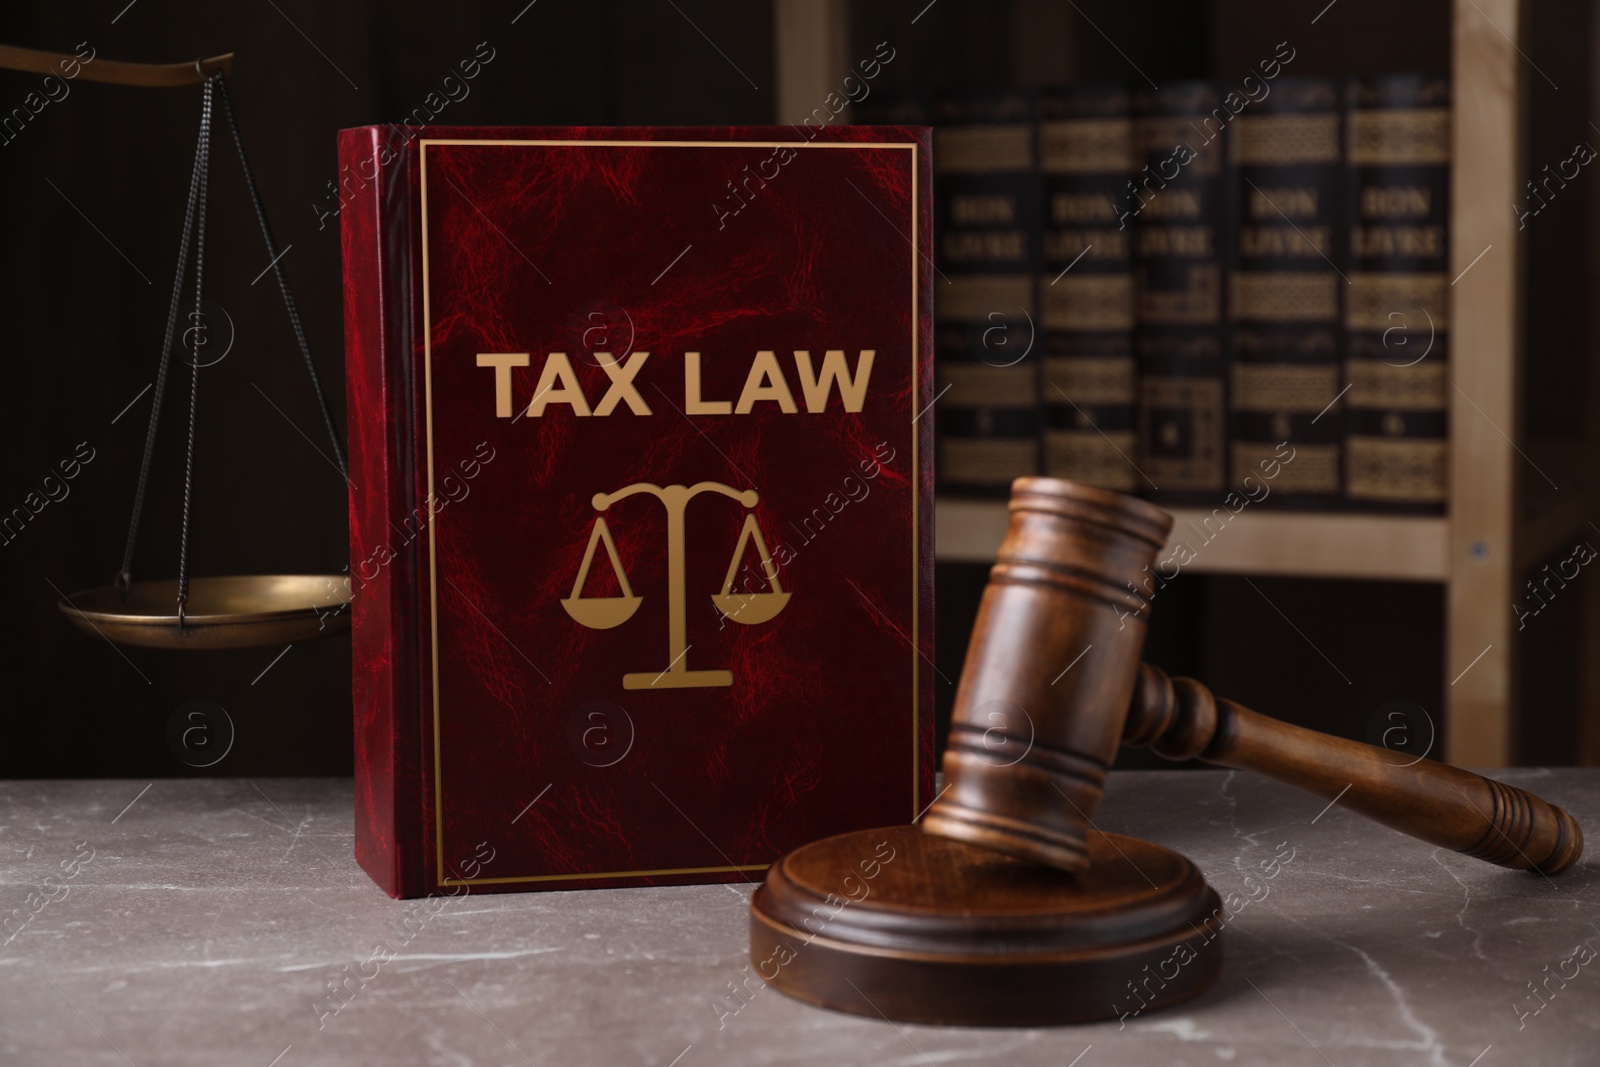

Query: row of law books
left=859, top=74, right=1450, bottom=512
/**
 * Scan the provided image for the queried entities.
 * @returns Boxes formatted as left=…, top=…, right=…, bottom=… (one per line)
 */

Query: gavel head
left=922, top=477, right=1173, bottom=873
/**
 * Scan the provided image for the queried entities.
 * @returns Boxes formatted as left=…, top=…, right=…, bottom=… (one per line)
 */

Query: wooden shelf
left=936, top=499, right=1448, bottom=581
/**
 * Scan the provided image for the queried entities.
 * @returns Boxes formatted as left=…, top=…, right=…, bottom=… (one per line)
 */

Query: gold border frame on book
left=419, top=138, right=923, bottom=888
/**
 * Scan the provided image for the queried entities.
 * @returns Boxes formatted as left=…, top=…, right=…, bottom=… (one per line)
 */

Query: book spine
left=1344, top=74, right=1450, bottom=512
left=340, top=127, right=425, bottom=899
left=1229, top=77, right=1347, bottom=507
left=1132, top=82, right=1232, bottom=504
left=1039, top=86, right=1140, bottom=492
left=933, top=92, right=1043, bottom=497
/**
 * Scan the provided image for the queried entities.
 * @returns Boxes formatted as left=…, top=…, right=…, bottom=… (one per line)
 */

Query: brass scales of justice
left=561, top=481, right=789, bottom=689
left=1, top=45, right=356, bottom=650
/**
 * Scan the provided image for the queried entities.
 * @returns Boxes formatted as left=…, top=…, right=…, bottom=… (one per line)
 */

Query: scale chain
left=116, top=75, right=213, bottom=601
left=174, top=75, right=215, bottom=621
left=215, top=76, right=347, bottom=480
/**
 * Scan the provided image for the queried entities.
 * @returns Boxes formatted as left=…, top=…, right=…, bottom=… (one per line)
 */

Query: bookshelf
left=775, top=0, right=1600, bottom=767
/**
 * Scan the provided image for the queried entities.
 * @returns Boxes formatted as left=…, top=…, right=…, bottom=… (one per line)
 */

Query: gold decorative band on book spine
left=1040, top=118, right=1136, bottom=173
left=1348, top=108, right=1450, bottom=165
left=1346, top=437, right=1448, bottom=501
left=1232, top=442, right=1340, bottom=493
left=937, top=274, right=1035, bottom=321
left=939, top=438, right=1040, bottom=484
left=1140, top=377, right=1225, bottom=488
left=1234, top=114, right=1340, bottom=164
left=1231, top=363, right=1343, bottom=413
left=1347, top=359, right=1447, bottom=410
left=1346, top=272, right=1449, bottom=331
left=940, top=362, right=1040, bottom=407
left=1043, top=275, right=1136, bottom=331
left=1231, top=271, right=1339, bottom=322
left=1045, top=356, right=1136, bottom=405
left=934, top=124, right=1034, bottom=173
left=1044, top=431, right=1140, bottom=491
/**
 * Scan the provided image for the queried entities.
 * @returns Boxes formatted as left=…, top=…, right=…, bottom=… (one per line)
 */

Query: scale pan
left=58, top=574, right=351, bottom=651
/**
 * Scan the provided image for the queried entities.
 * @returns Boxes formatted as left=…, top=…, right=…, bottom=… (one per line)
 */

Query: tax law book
left=339, top=125, right=934, bottom=897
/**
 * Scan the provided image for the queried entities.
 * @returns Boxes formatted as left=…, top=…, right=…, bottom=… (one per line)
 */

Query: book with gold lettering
left=1039, top=85, right=1140, bottom=492
left=340, top=125, right=935, bottom=897
left=1344, top=74, right=1450, bottom=512
left=1133, top=81, right=1232, bottom=504
left=930, top=91, right=1043, bottom=496
left=1229, top=77, right=1347, bottom=506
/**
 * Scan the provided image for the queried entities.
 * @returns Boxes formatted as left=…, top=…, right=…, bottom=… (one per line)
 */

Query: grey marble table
left=1, top=770, right=1596, bottom=1066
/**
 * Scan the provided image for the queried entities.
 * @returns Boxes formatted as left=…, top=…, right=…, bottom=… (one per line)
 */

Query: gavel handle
left=1123, top=664, right=1583, bottom=874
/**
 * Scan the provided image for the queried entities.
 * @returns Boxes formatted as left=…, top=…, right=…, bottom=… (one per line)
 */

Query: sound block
left=749, top=824, right=1224, bottom=1026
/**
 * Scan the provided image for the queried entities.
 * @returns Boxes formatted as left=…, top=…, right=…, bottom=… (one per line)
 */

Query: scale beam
left=0, top=44, right=233, bottom=87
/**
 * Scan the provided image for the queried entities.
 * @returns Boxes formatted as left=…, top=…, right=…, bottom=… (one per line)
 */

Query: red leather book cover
left=340, top=125, right=934, bottom=897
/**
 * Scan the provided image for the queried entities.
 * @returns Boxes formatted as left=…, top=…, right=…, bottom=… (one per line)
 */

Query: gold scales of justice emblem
left=560, top=481, right=789, bottom=689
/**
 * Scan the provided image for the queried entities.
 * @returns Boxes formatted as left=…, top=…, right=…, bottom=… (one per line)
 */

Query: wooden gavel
left=923, top=477, right=1583, bottom=876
